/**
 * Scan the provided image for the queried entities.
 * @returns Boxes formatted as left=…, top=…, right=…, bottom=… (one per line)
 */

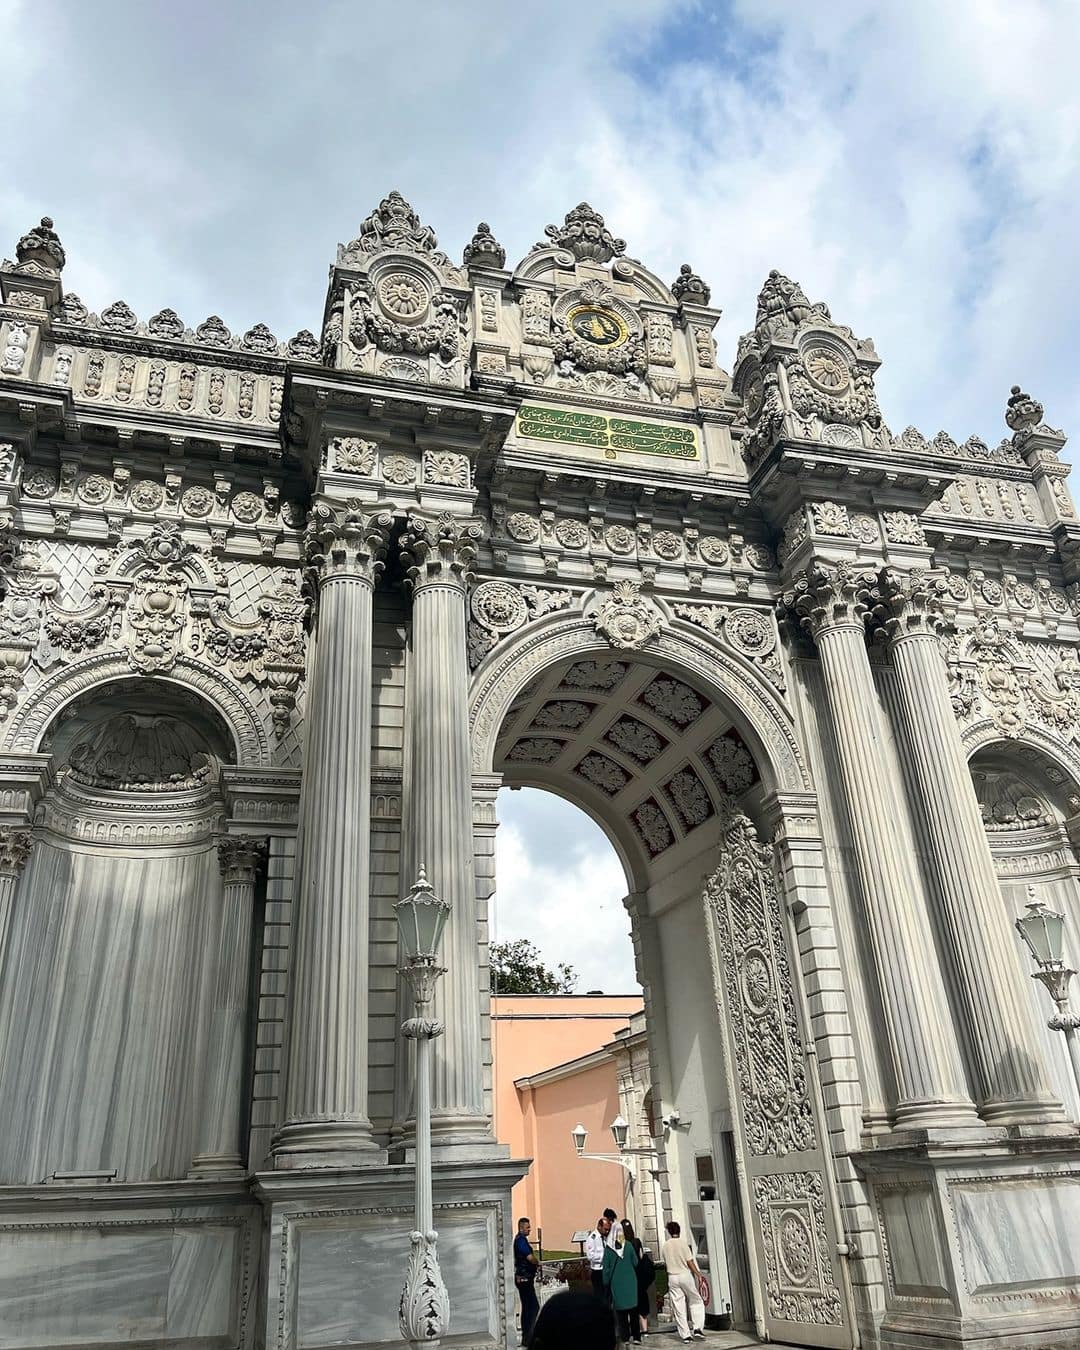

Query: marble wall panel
left=877, top=1185, right=950, bottom=1298
left=0, top=1215, right=246, bottom=1347
left=0, top=839, right=222, bottom=1182
left=951, top=1174, right=1080, bottom=1295
left=292, top=1206, right=498, bottom=1349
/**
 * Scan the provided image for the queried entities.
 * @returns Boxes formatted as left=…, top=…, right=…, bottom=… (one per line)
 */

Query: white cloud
left=494, top=789, right=639, bottom=994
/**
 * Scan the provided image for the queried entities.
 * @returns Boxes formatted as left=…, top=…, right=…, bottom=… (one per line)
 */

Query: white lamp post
left=1015, top=891, right=1080, bottom=1105
left=395, top=865, right=451, bottom=1349
left=570, top=1117, right=660, bottom=1177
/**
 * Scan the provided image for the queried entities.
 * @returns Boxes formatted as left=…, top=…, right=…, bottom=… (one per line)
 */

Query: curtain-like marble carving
left=0, top=840, right=222, bottom=1182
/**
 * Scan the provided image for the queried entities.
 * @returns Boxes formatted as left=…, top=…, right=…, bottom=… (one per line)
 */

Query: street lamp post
left=1015, top=891, right=1080, bottom=1106
left=570, top=1117, right=661, bottom=1178
left=395, top=865, right=452, bottom=1350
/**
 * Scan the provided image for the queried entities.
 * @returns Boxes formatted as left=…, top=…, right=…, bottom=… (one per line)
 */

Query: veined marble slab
left=952, top=1174, right=1080, bottom=1295
left=0, top=1215, right=244, bottom=1347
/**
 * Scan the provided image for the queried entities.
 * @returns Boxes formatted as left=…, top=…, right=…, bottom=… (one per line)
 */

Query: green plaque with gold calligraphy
left=516, top=405, right=699, bottom=460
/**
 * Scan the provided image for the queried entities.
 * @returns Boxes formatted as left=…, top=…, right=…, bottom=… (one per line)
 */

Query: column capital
left=868, top=567, right=951, bottom=645
left=778, top=559, right=876, bottom=641
left=217, top=834, right=268, bottom=885
left=304, top=499, right=394, bottom=584
left=400, top=511, right=484, bottom=592
left=0, top=825, right=32, bottom=875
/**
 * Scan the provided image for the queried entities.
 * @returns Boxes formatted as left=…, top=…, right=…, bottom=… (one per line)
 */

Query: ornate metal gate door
left=703, top=808, right=851, bottom=1348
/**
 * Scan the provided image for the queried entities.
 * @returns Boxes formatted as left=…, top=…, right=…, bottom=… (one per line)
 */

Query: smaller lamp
left=394, top=863, right=450, bottom=963
left=610, top=1115, right=629, bottom=1151
left=571, top=1123, right=587, bottom=1156
left=1016, top=891, right=1066, bottom=969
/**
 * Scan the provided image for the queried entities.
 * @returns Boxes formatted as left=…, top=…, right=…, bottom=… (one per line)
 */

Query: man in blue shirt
left=513, top=1216, right=540, bottom=1345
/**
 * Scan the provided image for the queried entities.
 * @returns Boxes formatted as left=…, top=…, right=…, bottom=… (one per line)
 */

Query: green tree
left=489, top=938, right=577, bottom=995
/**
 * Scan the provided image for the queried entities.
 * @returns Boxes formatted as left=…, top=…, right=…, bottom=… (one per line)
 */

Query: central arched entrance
left=471, top=613, right=859, bottom=1348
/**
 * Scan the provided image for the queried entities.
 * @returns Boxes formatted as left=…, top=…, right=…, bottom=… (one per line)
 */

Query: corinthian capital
left=0, top=826, right=33, bottom=875
left=778, top=560, right=876, bottom=641
left=400, top=512, right=484, bottom=591
left=304, top=500, right=395, bottom=584
left=217, top=834, right=268, bottom=885
left=868, top=567, right=950, bottom=644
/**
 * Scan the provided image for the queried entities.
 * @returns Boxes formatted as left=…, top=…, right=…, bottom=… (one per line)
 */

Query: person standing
left=514, top=1217, right=540, bottom=1346
left=585, top=1215, right=612, bottom=1300
left=622, top=1219, right=654, bottom=1338
left=603, top=1226, right=641, bottom=1344
left=662, top=1220, right=706, bottom=1343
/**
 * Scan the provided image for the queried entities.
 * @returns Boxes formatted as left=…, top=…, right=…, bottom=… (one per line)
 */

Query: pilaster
left=0, top=825, right=33, bottom=976
left=782, top=561, right=980, bottom=1131
left=191, top=835, right=268, bottom=1176
left=870, top=568, right=1066, bottom=1126
left=271, top=503, right=393, bottom=1167
left=399, top=511, right=491, bottom=1146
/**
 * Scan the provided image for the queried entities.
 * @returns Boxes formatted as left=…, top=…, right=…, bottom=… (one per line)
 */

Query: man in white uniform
left=662, top=1220, right=706, bottom=1342
left=584, top=1215, right=613, bottom=1300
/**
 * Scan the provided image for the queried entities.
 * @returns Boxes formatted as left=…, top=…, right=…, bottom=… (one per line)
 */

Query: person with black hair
left=527, top=1290, right=617, bottom=1349
left=662, top=1220, right=706, bottom=1342
left=622, top=1219, right=654, bottom=1338
left=514, top=1217, right=540, bottom=1346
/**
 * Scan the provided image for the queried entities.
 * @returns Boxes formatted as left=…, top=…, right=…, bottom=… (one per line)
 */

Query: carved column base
left=270, top=1117, right=380, bottom=1170
left=399, top=1229, right=450, bottom=1350
left=187, top=1151, right=246, bottom=1178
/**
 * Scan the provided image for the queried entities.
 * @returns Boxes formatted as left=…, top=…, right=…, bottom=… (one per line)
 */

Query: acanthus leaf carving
left=593, top=579, right=662, bottom=651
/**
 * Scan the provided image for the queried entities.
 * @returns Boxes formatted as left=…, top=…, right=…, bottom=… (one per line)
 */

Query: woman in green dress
left=602, top=1233, right=641, bottom=1345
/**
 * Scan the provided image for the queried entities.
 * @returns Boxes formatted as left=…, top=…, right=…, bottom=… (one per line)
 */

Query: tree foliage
left=490, top=938, right=577, bottom=995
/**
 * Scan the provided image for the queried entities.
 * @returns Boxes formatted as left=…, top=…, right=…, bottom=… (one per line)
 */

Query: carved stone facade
left=0, top=203, right=1077, bottom=1350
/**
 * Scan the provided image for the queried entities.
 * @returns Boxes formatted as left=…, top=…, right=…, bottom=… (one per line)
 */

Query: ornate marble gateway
left=0, top=202, right=1078, bottom=1350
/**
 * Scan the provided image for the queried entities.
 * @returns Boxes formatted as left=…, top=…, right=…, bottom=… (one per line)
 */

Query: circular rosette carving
left=725, top=608, right=776, bottom=660
left=777, top=1210, right=815, bottom=1287
left=699, top=537, right=730, bottom=567
left=556, top=519, right=589, bottom=549
left=130, top=480, right=164, bottom=511
left=77, top=474, right=111, bottom=504
left=803, top=346, right=850, bottom=394
left=652, top=531, right=683, bottom=560
left=471, top=581, right=527, bottom=634
left=743, top=367, right=765, bottom=420
left=231, top=491, right=263, bottom=523
left=181, top=486, right=214, bottom=517
left=740, top=948, right=774, bottom=1016
left=21, top=467, right=57, bottom=498
left=506, top=512, right=539, bottom=543
left=377, top=272, right=429, bottom=322
left=605, top=525, right=635, bottom=555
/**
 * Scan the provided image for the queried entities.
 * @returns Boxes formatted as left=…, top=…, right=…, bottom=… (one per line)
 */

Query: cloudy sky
left=3, top=0, right=1078, bottom=989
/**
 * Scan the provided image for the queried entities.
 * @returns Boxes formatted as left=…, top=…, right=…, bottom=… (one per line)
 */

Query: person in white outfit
left=661, top=1220, right=706, bottom=1343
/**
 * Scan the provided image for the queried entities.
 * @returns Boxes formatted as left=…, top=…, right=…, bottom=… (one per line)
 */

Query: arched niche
left=0, top=678, right=250, bottom=1184
left=969, top=739, right=1080, bottom=1116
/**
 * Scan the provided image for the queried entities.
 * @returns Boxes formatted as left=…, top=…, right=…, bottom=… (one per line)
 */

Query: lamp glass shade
left=1016, top=901, right=1065, bottom=967
left=610, top=1115, right=629, bottom=1150
left=394, top=866, right=450, bottom=961
left=571, top=1123, right=587, bottom=1155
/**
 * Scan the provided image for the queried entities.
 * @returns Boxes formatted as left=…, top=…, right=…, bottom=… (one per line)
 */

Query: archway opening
left=486, top=650, right=771, bottom=1325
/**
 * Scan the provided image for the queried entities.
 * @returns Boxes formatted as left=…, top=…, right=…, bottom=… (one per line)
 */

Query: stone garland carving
left=593, top=580, right=663, bottom=651
left=347, top=280, right=465, bottom=365
left=0, top=524, right=308, bottom=739
left=945, top=615, right=1080, bottom=741
left=703, top=805, right=817, bottom=1158
left=672, top=602, right=785, bottom=690
left=467, top=580, right=574, bottom=669
left=552, top=278, right=647, bottom=382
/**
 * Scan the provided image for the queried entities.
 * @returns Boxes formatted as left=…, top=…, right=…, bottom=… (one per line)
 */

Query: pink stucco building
left=491, top=993, right=647, bottom=1253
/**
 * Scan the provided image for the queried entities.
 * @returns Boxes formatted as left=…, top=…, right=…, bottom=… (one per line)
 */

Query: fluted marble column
left=272, top=504, right=393, bottom=1167
left=400, top=512, right=488, bottom=1142
left=786, top=562, right=978, bottom=1129
left=0, top=826, right=33, bottom=973
left=191, top=834, right=268, bottom=1175
left=873, top=569, right=1064, bottom=1125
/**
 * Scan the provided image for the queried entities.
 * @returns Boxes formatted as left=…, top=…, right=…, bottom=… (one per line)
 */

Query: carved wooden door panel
left=703, top=811, right=850, bottom=1348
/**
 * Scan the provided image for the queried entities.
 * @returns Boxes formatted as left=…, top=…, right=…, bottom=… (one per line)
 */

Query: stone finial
left=286, top=329, right=320, bottom=361
left=542, top=203, right=626, bottom=264
left=462, top=222, right=506, bottom=269
left=15, top=217, right=65, bottom=272
left=346, top=190, right=441, bottom=257
left=755, top=268, right=829, bottom=338
left=671, top=263, right=710, bottom=306
left=1005, top=384, right=1044, bottom=436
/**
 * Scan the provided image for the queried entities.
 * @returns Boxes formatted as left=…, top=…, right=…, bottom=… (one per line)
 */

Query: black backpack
left=638, top=1248, right=656, bottom=1288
